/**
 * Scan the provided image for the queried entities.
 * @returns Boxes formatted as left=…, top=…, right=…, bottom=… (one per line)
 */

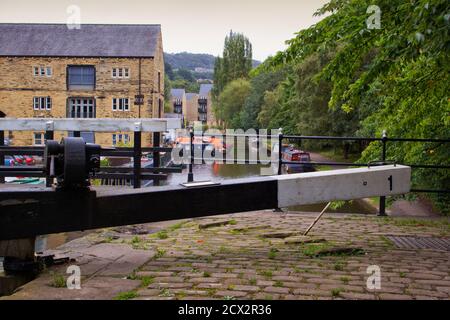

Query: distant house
left=198, top=84, right=214, bottom=126
left=185, top=93, right=199, bottom=125
left=170, top=88, right=186, bottom=119
left=0, top=23, right=165, bottom=147
left=170, top=84, right=215, bottom=128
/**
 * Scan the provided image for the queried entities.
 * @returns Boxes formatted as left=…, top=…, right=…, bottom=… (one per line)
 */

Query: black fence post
left=187, top=127, right=194, bottom=182
left=378, top=130, right=388, bottom=216
left=133, top=125, right=142, bottom=189
left=45, top=122, right=54, bottom=187
left=73, top=131, right=81, bottom=138
left=278, top=128, right=283, bottom=175
left=153, top=132, right=161, bottom=186
left=0, top=129, right=4, bottom=183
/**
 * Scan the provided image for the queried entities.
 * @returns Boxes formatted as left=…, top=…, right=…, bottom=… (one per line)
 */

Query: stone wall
left=0, top=51, right=165, bottom=147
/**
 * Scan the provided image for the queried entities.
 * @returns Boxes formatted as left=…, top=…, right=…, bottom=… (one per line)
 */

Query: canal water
left=163, top=163, right=378, bottom=215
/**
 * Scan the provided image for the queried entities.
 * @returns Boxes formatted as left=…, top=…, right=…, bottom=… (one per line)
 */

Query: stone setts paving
left=3, top=211, right=450, bottom=300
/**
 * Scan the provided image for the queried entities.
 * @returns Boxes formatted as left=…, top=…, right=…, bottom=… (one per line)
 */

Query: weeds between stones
left=114, top=290, right=139, bottom=300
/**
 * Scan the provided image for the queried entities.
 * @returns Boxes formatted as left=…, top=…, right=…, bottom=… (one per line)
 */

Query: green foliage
left=263, top=0, right=450, bottom=213
left=214, top=79, right=252, bottom=128
left=50, top=273, right=66, bottom=288
left=213, top=31, right=253, bottom=98
left=239, top=66, right=288, bottom=129
left=114, top=290, right=138, bottom=300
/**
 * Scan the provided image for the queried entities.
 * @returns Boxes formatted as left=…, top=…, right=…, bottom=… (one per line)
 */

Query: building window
left=68, top=98, right=95, bottom=118
left=33, top=132, right=45, bottom=146
left=112, top=133, right=130, bottom=146
left=67, top=66, right=95, bottom=90
left=112, top=68, right=130, bottom=79
left=112, top=98, right=130, bottom=111
left=33, top=66, right=52, bottom=77
left=33, top=97, right=52, bottom=110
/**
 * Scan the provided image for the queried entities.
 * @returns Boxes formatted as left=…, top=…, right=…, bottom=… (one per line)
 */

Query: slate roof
left=0, top=24, right=161, bottom=57
left=170, top=89, right=185, bottom=100
left=199, top=84, right=213, bottom=96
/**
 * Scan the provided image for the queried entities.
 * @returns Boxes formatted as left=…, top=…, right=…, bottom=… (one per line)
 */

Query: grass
left=317, top=165, right=333, bottom=171
left=50, top=273, right=66, bottom=288
left=301, top=243, right=331, bottom=257
left=228, top=219, right=237, bottom=225
left=203, top=271, right=211, bottom=278
left=320, top=149, right=360, bottom=164
left=131, top=236, right=141, bottom=244
left=378, top=217, right=450, bottom=231
left=249, top=278, right=257, bottom=285
left=206, top=288, right=217, bottom=297
left=274, top=281, right=284, bottom=287
left=175, top=291, right=187, bottom=299
left=268, top=248, right=279, bottom=259
left=140, top=276, right=155, bottom=287
left=168, top=222, right=186, bottom=232
left=156, top=231, right=169, bottom=239
left=154, top=248, right=166, bottom=259
left=114, top=290, right=139, bottom=300
left=340, top=276, right=350, bottom=284
left=331, top=288, right=343, bottom=298
left=218, top=246, right=233, bottom=254
left=399, top=272, right=407, bottom=278
left=334, top=262, right=345, bottom=271
left=258, top=270, right=273, bottom=279
left=223, top=296, right=236, bottom=300
left=381, top=235, right=394, bottom=248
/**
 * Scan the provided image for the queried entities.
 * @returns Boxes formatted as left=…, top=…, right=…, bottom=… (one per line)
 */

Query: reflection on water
left=163, top=163, right=377, bottom=214
left=163, top=163, right=270, bottom=185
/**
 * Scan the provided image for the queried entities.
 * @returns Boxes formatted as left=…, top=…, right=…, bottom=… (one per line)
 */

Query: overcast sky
left=0, top=0, right=328, bottom=61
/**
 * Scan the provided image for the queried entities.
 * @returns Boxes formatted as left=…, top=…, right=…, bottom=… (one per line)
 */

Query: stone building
left=170, top=84, right=215, bottom=128
left=0, top=23, right=165, bottom=147
left=198, top=84, right=214, bottom=126
left=170, top=89, right=186, bottom=117
left=185, top=93, right=199, bottom=125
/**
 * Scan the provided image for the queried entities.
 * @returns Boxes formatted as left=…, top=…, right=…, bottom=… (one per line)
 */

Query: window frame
left=112, top=98, right=130, bottom=112
left=67, top=65, right=96, bottom=91
left=33, top=132, right=45, bottom=146
left=33, top=97, right=51, bottom=110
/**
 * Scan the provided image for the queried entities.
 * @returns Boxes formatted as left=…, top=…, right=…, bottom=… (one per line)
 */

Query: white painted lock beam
left=0, top=117, right=182, bottom=132
left=276, top=165, right=411, bottom=207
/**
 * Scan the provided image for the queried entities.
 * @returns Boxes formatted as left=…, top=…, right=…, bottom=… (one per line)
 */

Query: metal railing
left=0, top=118, right=182, bottom=189
left=184, top=129, right=449, bottom=216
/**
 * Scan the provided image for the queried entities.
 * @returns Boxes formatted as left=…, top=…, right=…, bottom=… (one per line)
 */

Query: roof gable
left=0, top=24, right=161, bottom=57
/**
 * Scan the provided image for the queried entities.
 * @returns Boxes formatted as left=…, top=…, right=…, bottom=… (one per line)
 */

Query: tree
left=214, top=79, right=251, bottom=128
left=164, top=61, right=175, bottom=81
left=266, top=0, right=450, bottom=212
left=238, top=66, right=288, bottom=130
left=213, top=31, right=253, bottom=99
